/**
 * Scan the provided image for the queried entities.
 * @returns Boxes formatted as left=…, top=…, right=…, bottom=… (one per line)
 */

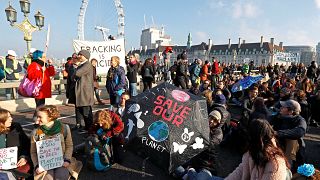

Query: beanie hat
left=32, top=50, right=44, bottom=61
left=209, top=110, right=222, bottom=121
left=78, top=50, right=91, bottom=60
left=214, top=94, right=226, bottom=105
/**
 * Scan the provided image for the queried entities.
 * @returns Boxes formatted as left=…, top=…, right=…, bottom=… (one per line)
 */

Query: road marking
left=21, top=107, right=110, bottom=128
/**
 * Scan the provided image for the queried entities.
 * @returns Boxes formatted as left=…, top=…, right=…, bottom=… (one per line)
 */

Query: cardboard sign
left=0, top=146, right=18, bottom=170
left=36, top=137, right=64, bottom=171
left=73, top=38, right=126, bottom=75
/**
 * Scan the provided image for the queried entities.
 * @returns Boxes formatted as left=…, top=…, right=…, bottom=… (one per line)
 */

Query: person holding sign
left=31, top=105, right=82, bottom=180
left=0, top=108, right=32, bottom=179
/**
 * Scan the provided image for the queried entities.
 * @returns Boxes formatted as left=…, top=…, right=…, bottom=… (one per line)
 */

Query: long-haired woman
left=0, top=108, right=32, bottom=179
left=224, top=119, right=291, bottom=180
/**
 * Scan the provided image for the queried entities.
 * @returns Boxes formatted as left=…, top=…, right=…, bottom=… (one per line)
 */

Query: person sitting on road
left=173, top=110, right=224, bottom=179
left=31, top=105, right=82, bottom=180
left=89, top=109, right=124, bottom=163
left=115, top=91, right=130, bottom=117
left=0, top=108, right=33, bottom=179
left=270, top=99, right=307, bottom=172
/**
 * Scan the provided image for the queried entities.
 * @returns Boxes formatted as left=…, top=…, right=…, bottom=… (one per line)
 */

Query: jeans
left=129, top=83, right=138, bottom=97
left=187, top=168, right=223, bottom=180
left=94, top=88, right=102, bottom=102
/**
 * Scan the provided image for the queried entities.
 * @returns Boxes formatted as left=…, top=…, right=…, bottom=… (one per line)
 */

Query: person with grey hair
left=270, top=99, right=307, bottom=171
left=73, top=50, right=94, bottom=132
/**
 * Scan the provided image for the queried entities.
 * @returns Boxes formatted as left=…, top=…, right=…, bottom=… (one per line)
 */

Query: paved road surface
left=10, top=100, right=320, bottom=179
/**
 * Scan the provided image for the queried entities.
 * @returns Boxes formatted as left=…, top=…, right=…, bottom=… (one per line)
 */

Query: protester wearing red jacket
left=27, top=50, right=55, bottom=121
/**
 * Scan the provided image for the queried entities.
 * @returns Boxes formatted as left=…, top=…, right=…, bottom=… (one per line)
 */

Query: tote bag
left=18, top=74, right=42, bottom=97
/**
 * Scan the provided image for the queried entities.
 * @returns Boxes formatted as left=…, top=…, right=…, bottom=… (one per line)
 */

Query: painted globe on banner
left=148, top=121, right=169, bottom=142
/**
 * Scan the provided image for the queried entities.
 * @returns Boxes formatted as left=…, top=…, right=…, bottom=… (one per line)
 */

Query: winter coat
left=0, top=122, right=32, bottom=176
left=31, top=124, right=82, bottom=180
left=0, top=57, right=22, bottom=80
left=89, top=110, right=124, bottom=139
left=141, top=64, right=155, bottom=82
left=66, top=65, right=76, bottom=104
left=92, top=66, right=99, bottom=88
left=307, top=65, right=317, bottom=79
left=127, top=62, right=139, bottom=83
left=106, top=65, right=127, bottom=96
left=211, top=61, right=220, bottom=75
left=225, top=152, right=288, bottom=180
left=200, top=64, right=210, bottom=81
left=27, top=61, right=55, bottom=99
left=74, top=60, right=94, bottom=107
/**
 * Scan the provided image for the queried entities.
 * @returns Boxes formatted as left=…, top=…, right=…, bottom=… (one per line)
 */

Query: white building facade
left=140, top=27, right=171, bottom=50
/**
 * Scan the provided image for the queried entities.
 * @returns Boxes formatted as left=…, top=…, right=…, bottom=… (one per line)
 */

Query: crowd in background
left=1, top=47, right=320, bottom=179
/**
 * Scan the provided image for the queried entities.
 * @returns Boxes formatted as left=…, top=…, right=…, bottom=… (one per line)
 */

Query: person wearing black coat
left=126, top=54, right=140, bottom=97
left=0, top=109, right=32, bottom=179
left=140, top=58, right=155, bottom=91
left=270, top=100, right=307, bottom=170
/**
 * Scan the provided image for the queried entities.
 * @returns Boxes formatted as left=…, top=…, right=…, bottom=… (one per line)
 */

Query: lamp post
left=5, top=0, right=44, bottom=53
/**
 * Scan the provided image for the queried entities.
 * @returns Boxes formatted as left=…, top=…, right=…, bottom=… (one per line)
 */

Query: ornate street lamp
left=34, top=11, right=44, bottom=29
left=19, top=0, right=30, bottom=16
left=4, top=1, right=44, bottom=53
left=5, top=3, right=17, bottom=25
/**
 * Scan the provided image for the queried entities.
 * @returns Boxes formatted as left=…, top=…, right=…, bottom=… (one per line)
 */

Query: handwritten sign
left=36, top=137, right=64, bottom=171
left=0, top=146, right=18, bottom=170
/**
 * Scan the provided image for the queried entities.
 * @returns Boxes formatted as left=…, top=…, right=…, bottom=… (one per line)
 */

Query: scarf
left=32, top=59, right=45, bottom=67
left=40, top=120, right=62, bottom=136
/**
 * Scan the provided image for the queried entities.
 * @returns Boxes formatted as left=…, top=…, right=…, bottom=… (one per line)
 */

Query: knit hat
left=78, top=50, right=90, bottom=60
left=280, top=87, right=291, bottom=96
left=209, top=110, right=222, bottom=122
left=32, top=50, right=44, bottom=60
left=214, top=94, right=226, bottom=105
left=280, top=99, right=301, bottom=114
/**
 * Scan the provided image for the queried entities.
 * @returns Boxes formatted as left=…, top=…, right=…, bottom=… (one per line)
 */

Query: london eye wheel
left=77, top=0, right=125, bottom=41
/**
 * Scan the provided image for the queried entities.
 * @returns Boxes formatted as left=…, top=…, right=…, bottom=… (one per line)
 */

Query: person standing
left=73, top=50, right=94, bottom=132
left=0, top=50, right=22, bottom=99
left=127, top=54, right=139, bottom=97
left=140, top=58, right=156, bottom=91
left=91, top=58, right=103, bottom=104
left=23, top=48, right=36, bottom=70
left=27, top=50, right=55, bottom=122
left=106, top=56, right=127, bottom=106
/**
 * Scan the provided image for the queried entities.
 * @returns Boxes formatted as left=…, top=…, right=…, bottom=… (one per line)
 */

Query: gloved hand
left=116, top=89, right=124, bottom=96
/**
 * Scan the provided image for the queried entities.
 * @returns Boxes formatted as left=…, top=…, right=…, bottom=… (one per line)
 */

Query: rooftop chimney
left=270, top=38, right=274, bottom=47
left=238, top=37, right=241, bottom=49
left=260, top=36, right=263, bottom=48
left=208, top=39, right=213, bottom=47
left=279, top=42, right=283, bottom=51
left=242, top=40, right=246, bottom=45
left=228, top=38, right=231, bottom=49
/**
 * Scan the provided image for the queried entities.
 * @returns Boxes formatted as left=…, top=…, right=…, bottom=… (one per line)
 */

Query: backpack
left=143, top=67, right=153, bottom=78
left=84, top=133, right=113, bottom=171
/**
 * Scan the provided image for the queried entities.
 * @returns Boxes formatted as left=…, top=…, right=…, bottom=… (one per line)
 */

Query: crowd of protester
left=1, top=48, right=320, bottom=179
